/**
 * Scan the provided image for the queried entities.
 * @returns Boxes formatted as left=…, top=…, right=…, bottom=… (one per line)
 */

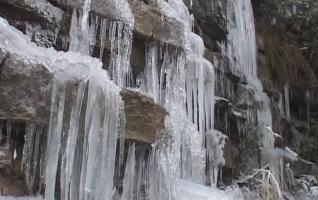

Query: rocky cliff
left=0, top=0, right=317, bottom=199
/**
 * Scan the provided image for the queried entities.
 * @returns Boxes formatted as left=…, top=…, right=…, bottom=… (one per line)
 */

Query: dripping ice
left=0, top=0, right=287, bottom=199
left=69, top=0, right=134, bottom=87
left=0, top=15, right=124, bottom=200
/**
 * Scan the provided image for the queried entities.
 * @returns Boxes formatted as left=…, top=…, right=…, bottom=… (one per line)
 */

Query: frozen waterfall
left=0, top=0, right=282, bottom=199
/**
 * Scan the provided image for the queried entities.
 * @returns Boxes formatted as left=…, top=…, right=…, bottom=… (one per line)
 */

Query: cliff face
left=253, top=0, right=318, bottom=176
left=187, top=0, right=318, bottom=193
left=0, top=0, right=317, bottom=199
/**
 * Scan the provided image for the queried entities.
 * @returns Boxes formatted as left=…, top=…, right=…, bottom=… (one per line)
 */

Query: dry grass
left=256, top=25, right=316, bottom=87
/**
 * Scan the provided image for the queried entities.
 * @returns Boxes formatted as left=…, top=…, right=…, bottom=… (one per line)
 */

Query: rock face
left=0, top=50, right=53, bottom=124
left=184, top=0, right=228, bottom=50
left=253, top=0, right=318, bottom=178
left=0, top=0, right=63, bottom=26
left=131, top=0, right=186, bottom=47
left=121, top=89, right=166, bottom=144
left=0, top=0, right=318, bottom=198
left=0, top=47, right=164, bottom=144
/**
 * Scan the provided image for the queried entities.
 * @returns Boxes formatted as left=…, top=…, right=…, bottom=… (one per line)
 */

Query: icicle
left=6, top=121, right=12, bottom=150
left=108, top=21, right=133, bottom=87
left=99, top=18, right=107, bottom=59
left=68, top=0, right=95, bottom=55
left=60, top=81, right=86, bottom=200
left=203, top=58, right=216, bottom=131
left=141, top=42, right=160, bottom=103
left=306, top=90, right=310, bottom=128
left=0, top=17, right=127, bottom=200
left=118, top=101, right=126, bottom=177
left=284, top=85, right=290, bottom=122
left=278, top=93, right=285, bottom=118
left=185, top=33, right=216, bottom=155
left=45, top=79, right=66, bottom=200
left=121, top=144, right=136, bottom=200
left=79, top=0, right=92, bottom=54
left=77, top=68, right=122, bottom=200
left=69, top=9, right=80, bottom=52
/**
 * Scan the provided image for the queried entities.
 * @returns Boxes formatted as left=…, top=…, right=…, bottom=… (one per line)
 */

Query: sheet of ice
left=226, top=0, right=257, bottom=78
left=45, top=79, right=66, bottom=200
left=175, top=180, right=244, bottom=200
left=224, top=0, right=274, bottom=152
left=121, top=144, right=136, bottom=200
left=77, top=68, right=122, bottom=200
left=0, top=196, right=43, bottom=200
left=60, top=82, right=86, bottom=200
left=140, top=42, right=160, bottom=103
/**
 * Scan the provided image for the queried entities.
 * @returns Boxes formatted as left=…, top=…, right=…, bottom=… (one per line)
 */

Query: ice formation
left=68, top=0, right=134, bottom=87
left=226, top=0, right=258, bottom=78
left=0, top=0, right=296, bottom=199
left=121, top=144, right=136, bottom=200
left=224, top=0, right=295, bottom=190
left=284, top=85, right=291, bottom=122
left=136, top=1, right=229, bottom=199
left=0, top=16, right=123, bottom=200
left=224, top=0, right=274, bottom=148
left=140, top=43, right=160, bottom=103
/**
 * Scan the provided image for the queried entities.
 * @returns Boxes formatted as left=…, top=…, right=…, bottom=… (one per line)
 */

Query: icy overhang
left=0, top=17, right=164, bottom=144
left=47, top=0, right=186, bottom=47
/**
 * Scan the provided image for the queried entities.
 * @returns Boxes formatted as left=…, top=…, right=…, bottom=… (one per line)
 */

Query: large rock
left=0, top=50, right=53, bottom=124
left=121, top=89, right=166, bottom=144
left=131, top=0, right=185, bottom=47
left=0, top=0, right=63, bottom=26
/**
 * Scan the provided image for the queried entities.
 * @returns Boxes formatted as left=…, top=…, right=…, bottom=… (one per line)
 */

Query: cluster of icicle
left=138, top=39, right=230, bottom=199
left=0, top=2, right=124, bottom=199
left=222, top=0, right=274, bottom=149
left=138, top=0, right=229, bottom=198
left=69, top=0, right=133, bottom=87
left=185, top=32, right=226, bottom=186
left=0, top=0, right=240, bottom=199
left=224, top=0, right=302, bottom=196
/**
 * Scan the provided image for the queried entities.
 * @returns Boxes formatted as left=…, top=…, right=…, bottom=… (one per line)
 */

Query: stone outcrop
left=121, top=89, right=166, bottom=144
left=0, top=47, right=164, bottom=144
left=131, top=0, right=185, bottom=47
left=0, top=0, right=63, bottom=26
left=0, top=0, right=318, bottom=197
left=0, top=49, right=53, bottom=124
